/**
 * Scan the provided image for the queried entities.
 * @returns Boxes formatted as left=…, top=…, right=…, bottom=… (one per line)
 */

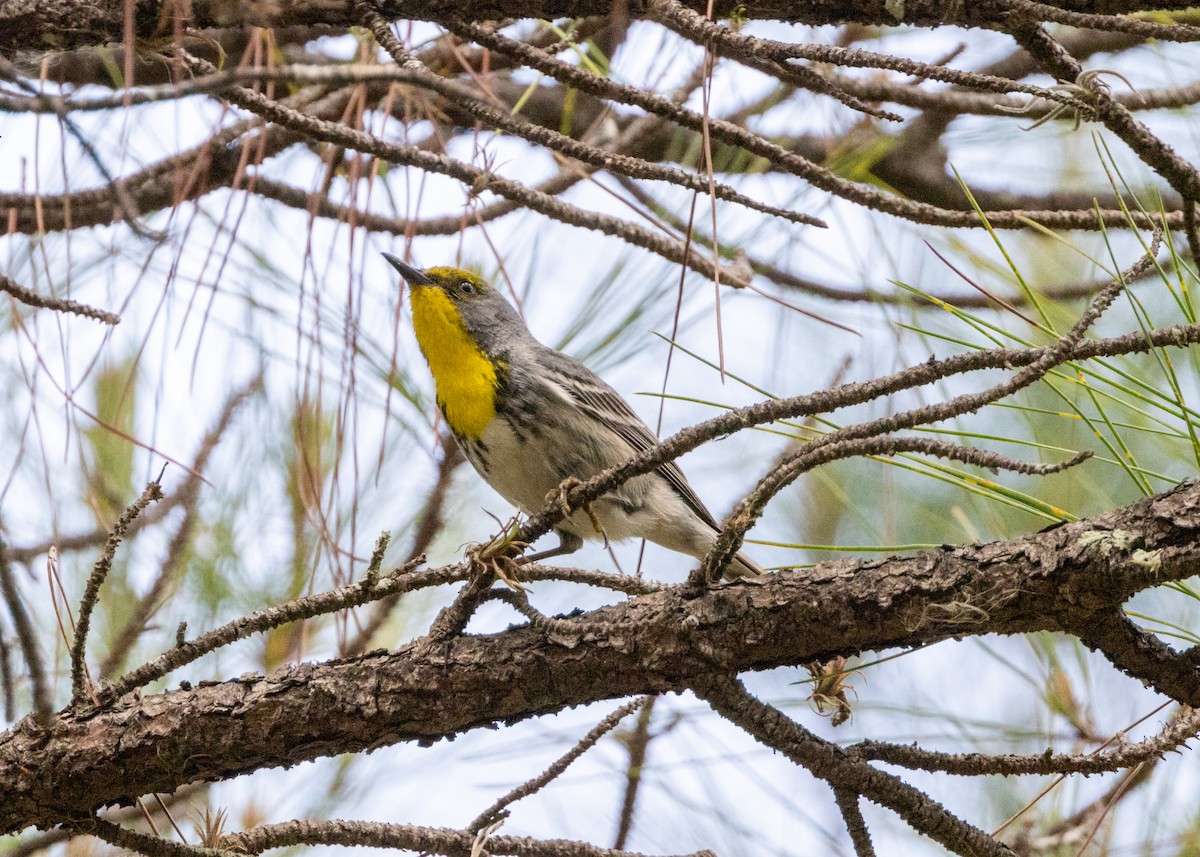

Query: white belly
left=468, top=417, right=714, bottom=557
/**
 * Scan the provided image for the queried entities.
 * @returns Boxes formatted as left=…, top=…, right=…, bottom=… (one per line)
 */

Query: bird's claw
left=546, top=476, right=581, bottom=517
left=467, top=527, right=530, bottom=592
left=547, top=476, right=608, bottom=546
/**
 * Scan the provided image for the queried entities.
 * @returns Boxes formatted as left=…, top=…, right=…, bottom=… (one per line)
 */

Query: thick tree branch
left=1071, top=606, right=1200, bottom=705
left=4, top=479, right=1200, bottom=834
left=4, top=0, right=1197, bottom=56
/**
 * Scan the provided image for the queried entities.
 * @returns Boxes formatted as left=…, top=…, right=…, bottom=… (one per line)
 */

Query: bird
left=383, top=254, right=763, bottom=580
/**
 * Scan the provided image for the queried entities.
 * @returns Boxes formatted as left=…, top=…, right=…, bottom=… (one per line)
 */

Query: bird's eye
left=458, top=281, right=476, bottom=295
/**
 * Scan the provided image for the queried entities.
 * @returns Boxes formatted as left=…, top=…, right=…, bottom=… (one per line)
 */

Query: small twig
left=0, top=273, right=120, bottom=325
left=214, top=817, right=716, bottom=856
left=253, top=169, right=590, bottom=239
left=71, top=476, right=165, bottom=704
left=99, top=377, right=260, bottom=679
left=814, top=72, right=1200, bottom=116
left=1071, top=607, right=1200, bottom=710
left=613, top=696, right=657, bottom=850
left=363, top=531, right=390, bottom=589
left=484, top=587, right=606, bottom=638
left=521, top=564, right=666, bottom=595
left=424, top=571, right=497, bottom=643
left=0, top=538, right=52, bottom=724
left=760, top=58, right=903, bottom=121
left=694, top=238, right=1152, bottom=583
left=833, top=786, right=877, bottom=857
left=998, top=0, right=1200, bottom=42
left=1020, top=761, right=1152, bottom=853
left=697, top=437, right=1090, bottom=584
left=345, top=440, right=463, bottom=655
left=852, top=705, right=1200, bottom=776
left=0, top=59, right=165, bottom=242
left=696, top=675, right=1013, bottom=857
left=1184, top=199, right=1200, bottom=270
left=105, top=556, right=443, bottom=701
left=79, top=816, right=233, bottom=857
left=468, top=696, right=650, bottom=833
left=0, top=628, right=13, bottom=721
left=647, top=0, right=1083, bottom=104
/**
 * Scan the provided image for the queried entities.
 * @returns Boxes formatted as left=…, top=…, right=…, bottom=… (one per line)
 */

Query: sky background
left=2, top=16, right=1200, bottom=856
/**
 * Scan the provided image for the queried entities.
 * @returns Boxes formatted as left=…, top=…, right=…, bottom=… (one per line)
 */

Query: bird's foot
left=546, top=477, right=608, bottom=547
left=546, top=476, right=581, bottom=517
left=466, top=519, right=529, bottom=592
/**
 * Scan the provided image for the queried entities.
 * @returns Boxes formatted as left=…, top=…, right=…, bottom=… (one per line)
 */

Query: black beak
left=382, top=253, right=433, bottom=286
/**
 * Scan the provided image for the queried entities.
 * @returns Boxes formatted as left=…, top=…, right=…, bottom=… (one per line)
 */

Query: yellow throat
left=409, top=283, right=498, bottom=440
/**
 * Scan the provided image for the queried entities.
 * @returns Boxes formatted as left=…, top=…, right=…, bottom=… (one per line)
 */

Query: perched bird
left=384, top=255, right=763, bottom=579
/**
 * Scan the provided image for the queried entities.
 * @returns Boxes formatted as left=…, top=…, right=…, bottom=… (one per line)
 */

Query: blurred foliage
left=1, top=15, right=1199, bottom=857
left=83, top=358, right=137, bottom=525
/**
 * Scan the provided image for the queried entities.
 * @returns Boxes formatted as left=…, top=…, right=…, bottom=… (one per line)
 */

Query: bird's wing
left=541, top=349, right=721, bottom=531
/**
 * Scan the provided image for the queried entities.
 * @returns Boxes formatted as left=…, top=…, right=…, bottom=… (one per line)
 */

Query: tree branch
left=695, top=675, right=1013, bottom=857
left=6, top=479, right=1200, bottom=833
left=5, top=0, right=1196, bottom=56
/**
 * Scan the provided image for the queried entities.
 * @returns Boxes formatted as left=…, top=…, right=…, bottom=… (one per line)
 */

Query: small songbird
left=384, top=254, right=763, bottom=579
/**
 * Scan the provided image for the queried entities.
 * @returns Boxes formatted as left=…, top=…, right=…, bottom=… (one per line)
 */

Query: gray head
left=382, top=254, right=534, bottom=355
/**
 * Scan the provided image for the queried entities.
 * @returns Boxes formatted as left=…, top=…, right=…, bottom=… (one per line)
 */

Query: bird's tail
left=668, top=522, right=766, bottom=580
left=724, top=551, right=764, bottom=579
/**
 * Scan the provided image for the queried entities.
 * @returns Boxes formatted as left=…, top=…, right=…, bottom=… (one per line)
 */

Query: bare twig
left=79, top=817, right=233, bottom=857
left=613, top=696, right=656, bottom=850
left=851, top=706, right=1200, bottom=775
left=699, top=436, right=1090, bottom=582
left=696, top=675, right=1013, bottom=857
left=0, top=629, right=13, bottom=721
left=647, top=0, right=1083, bottom=102
left=0, top=539, right=52, bottom=723
left=105, top=557, right=443, bottom=701
left=0, top=273, right=119, bottom=325
left=253, top=170, right=587, bottom=238
left=833, top=787, right=877, bottom=857
left=468, top=696, right=650, bottom=833
left=212, top=816, right=717, bottom=856
left=999, top=0, right=1200, bottom=41
left=344, top=440, right=462, bottom=655
left=99, top=378, right=260, bottom=679
left=695, top=240, right=1149, bottom=582
left=70, top=477, right=165, bottom=704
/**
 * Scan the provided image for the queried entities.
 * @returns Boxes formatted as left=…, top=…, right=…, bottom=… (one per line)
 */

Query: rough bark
left=3, top=479, right=1199, bottom=835
left=2, top=0, right=1197, bottom=56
